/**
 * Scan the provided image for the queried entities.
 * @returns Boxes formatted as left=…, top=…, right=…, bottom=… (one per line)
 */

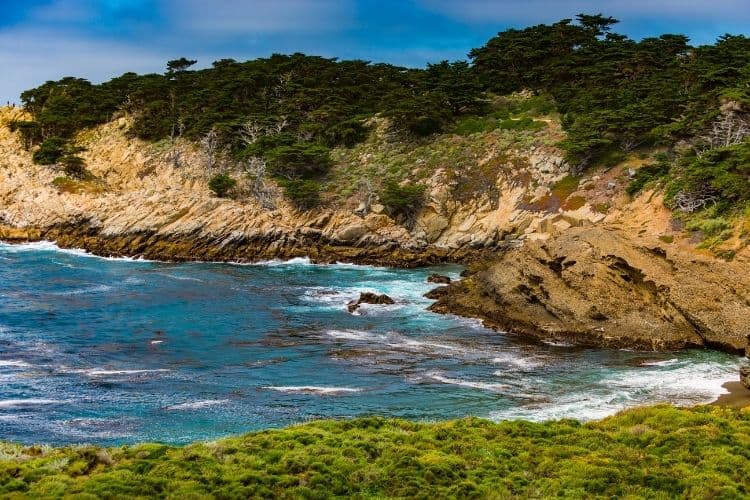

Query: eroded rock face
left=740, top=366, right=750, bottom=390
left=347, top=292, right=395, bottom=313
left=430, top=226, right=750, bottom=352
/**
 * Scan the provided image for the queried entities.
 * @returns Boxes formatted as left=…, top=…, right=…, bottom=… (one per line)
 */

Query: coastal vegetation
left=8, top=14, right=749, bottom=221
left=0, top=405, right=748, bottom=498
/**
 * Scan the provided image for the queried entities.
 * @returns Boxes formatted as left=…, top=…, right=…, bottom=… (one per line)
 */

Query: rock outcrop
left=430, top=226, right=750, bottom=352
left=741, top=365, right=750, bottom=390
left=427, top=274, right=451, bottom=284
left=347, top=292, right=395, bottom=313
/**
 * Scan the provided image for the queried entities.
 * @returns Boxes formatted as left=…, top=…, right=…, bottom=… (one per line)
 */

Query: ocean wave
left=324, top=329, right=546, bottom=369
left=83, top=369, right=171, bottom=377
left=491, top=357, right=741, bottom=422
left=640, top=358, right=680, bottom=367
left=246, top=257, right=313, bottom=266
left=49, top=284, right=113, bottom=296
left=0, top=360, right=32, bottom=368
left=421, top=372, right=511, bottom=392
left=166, top=399, right=229, bottom=410
left=0, top=240, right=152, bottom=262
left=0, top=399, right=67, bottom=408
left=326, top=329, right=374, bottom=341
left=263, top=386, right=362, bottom=395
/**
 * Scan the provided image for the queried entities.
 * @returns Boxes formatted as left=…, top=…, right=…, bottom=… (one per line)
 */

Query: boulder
left=427, top=273, right=451, bottom=284
left=424, top=287, right=449, bottom=300
left=336, top=224, right=368, bottom=243
left=347, top=292, right=395, bottom=313
left=370, top=203, right=385, bottom=214
left=741, top=365, right=750, bottom=391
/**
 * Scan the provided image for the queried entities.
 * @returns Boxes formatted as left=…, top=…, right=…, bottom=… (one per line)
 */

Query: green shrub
left=324, top=118, right=369, bottom=147
left=627, top=155, right=671, bottom=195
left=669, top=141, right=750, bottom=212
left=266, top=143, right=332, bottom=179
left=452, top=116, right=498, bottom=136
left=379, top=180, right=426, bottom=218
left=279, top=179, right=321, bottom=210
left=208, top=173, right=237, bottom=197
left=32, top=136, right=68, bottom=165
left=686, top=217, right=731, bottom=237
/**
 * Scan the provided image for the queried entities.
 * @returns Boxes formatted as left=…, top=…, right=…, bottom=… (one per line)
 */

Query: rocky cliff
left=1, top=105, right=749, bottom=353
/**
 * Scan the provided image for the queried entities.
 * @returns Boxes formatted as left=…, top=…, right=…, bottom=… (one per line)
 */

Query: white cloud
left=417, top=0, right=750, bottom=25
left=165, top=0, right=354, bottom=34
left=0, top=28, right=167, bottom=103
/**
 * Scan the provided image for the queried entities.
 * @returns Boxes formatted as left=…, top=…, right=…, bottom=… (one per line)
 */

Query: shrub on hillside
left=265, top=143, right=332, bottom=179
left=208, top=173, right=237, bottom=198
left=379, top=180, right=426, bottom=218
left=279, top=179, right=321, bottom=210
left=32, top=136, right=68, bottom=165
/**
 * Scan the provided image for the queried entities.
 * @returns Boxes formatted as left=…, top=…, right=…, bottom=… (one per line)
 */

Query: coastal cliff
left=2, top=105, right=749, bottom=353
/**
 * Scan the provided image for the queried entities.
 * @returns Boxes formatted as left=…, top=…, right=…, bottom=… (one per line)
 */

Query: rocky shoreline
left=4, top=221, right=750, bottom=358
left=429, top=226, right=750, bottom=355
left=1, top=223, right=488, bottom=267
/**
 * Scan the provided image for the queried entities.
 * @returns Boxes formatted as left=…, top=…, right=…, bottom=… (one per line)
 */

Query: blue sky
left=1, top=0, right=749, bottom=103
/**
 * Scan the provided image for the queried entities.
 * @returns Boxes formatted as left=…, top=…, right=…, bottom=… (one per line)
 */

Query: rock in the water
left=741, top=365, right=750, bottom=390
left=347, top=292, right=395, bottom=313
left=427, top=273, right=451, bottom=284
left=424, top=287, right=449, bottom=300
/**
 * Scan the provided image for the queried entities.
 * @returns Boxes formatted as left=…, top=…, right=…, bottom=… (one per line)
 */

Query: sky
left=1, top=0, right=749, bottom=103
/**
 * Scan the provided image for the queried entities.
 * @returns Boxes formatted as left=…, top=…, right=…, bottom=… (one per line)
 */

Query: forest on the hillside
left=9, top=14, right=750, bottom=214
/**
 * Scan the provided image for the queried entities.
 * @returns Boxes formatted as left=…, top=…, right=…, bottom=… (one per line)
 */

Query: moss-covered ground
left=1, top=405, right=748, bottom=498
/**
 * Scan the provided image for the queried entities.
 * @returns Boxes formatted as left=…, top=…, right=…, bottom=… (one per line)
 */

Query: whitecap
left=263, top=386, right=362, bottom=395
left=0, top=399, right=66, bottom=408
left=150, top=340, right=165, bottom=345
left=640, top=358, right=680, bottom=367
left=491, top=353, right=545, bottom=370
left=50, top=284, right=113, bottom=296
left=326, top=330, right=375, bottom=341
left=0, top=241, right=153, bottom=262
left=248, top=257, right=313, bottom=267
left=0, top=360, right=31, bottom=368
left=166, top=399, right=229, bottom=410
left=156, top=273, right=204, bottom=282
left=491, top=357, right=741, bottom=422
left=423, top=372, right=511, bottom=392
left=84, top=369, right=171, bottom=376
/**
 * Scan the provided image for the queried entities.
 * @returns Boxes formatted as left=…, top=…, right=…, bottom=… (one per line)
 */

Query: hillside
left=2, top=98, right=750, bottom=353
left=2, top=14, right=750, bottom=353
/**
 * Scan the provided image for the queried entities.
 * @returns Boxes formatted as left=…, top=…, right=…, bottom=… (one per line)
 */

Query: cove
left=0, top=241, right=740, bottom=445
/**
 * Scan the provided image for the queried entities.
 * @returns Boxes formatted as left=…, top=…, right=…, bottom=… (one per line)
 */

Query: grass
left=0, top=405, right=748, bottom=498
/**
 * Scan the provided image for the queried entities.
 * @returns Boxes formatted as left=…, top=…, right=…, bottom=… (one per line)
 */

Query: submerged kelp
left=1, top=406, right=748, bottom=498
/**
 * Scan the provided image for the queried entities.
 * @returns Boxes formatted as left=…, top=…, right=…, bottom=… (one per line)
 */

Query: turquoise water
left=0, top=241, right=741, bottom=445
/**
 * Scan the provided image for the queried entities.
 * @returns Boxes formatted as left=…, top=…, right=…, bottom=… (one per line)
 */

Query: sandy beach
left=712, top=381, right=750, bottom=409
